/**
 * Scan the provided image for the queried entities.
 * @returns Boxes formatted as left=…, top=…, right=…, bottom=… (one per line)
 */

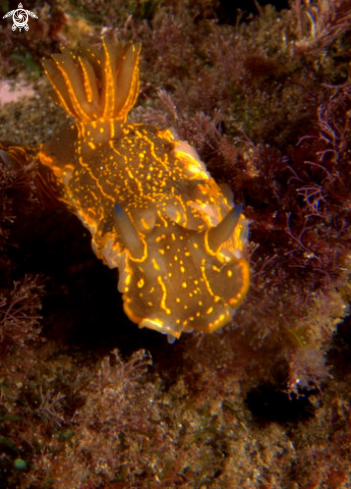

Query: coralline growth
left=0, top=0, right=350, bottom=488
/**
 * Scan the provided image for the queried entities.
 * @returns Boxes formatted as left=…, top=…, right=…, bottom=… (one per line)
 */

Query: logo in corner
left=3, top=3, right=38, bottom=32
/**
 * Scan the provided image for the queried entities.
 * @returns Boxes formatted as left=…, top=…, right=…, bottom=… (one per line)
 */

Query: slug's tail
left=43, top=37, right=141, bottom=124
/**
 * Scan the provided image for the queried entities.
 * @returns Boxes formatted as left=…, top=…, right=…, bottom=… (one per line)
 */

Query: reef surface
left=0, top=1, right=350, bottom=488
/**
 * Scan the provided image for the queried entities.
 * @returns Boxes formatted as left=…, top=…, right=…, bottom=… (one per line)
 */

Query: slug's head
left=105, top=203, right=250, bottom=340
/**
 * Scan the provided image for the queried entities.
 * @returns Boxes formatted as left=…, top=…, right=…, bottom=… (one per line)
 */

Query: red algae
left=0, top=1, right=350, bottom=488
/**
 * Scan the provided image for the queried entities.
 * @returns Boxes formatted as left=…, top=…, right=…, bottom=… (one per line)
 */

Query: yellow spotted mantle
left=39, top=37, right=250, bottom=340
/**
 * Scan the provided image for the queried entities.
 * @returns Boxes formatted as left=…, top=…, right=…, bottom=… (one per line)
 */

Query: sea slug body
left=39, top=36, right=250, bottom=340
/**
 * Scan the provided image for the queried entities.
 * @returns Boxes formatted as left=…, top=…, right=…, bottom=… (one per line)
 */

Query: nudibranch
left=39, top=36, right=250, bottom=340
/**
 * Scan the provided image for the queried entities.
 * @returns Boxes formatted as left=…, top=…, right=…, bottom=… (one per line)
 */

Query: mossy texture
left=0, top=0, right=351, bottom=487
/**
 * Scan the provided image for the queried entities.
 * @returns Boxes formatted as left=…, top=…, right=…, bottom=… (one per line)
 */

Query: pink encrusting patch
left=0, top=80, right=35, bottom=105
